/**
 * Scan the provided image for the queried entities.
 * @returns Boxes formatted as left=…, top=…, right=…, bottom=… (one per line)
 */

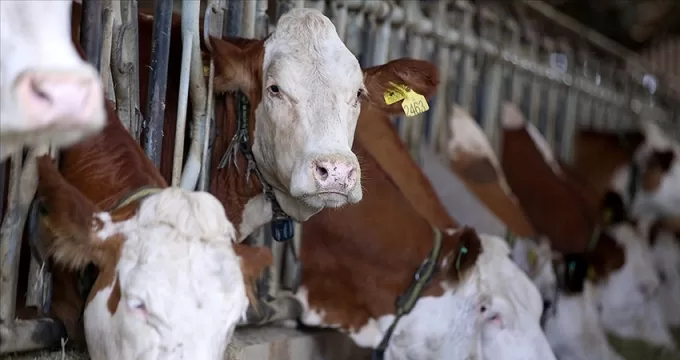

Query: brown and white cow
left=573, top=120, right=680, bottom=218
left=33, top=100, right=272, bottom=359
left=133, top=8, right=440, bottom=240
left=500, top=104, right=675, bottom=348
left=294, top=99, right=556, bottom=359
left=0, top=0, right=105, bottom=161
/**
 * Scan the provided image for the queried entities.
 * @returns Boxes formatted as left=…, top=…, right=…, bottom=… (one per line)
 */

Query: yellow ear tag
left=203, top=64, right=211, bottom=77
left=528, top=248, right=538, bottom=268
left=587, top=266, right=597, bottom=281
left=383, top=82, right=430, bottom=117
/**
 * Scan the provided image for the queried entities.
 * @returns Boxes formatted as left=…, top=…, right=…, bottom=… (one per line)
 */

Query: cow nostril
left=315, top=164, right=329, bottom=181
left=543, top=300, right=553, bottom=311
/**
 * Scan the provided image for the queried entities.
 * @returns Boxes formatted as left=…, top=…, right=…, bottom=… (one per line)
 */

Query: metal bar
left=100, top=1, right=116, bottom=102
left=225, top=0, right=244, bottom=36
left=242, top=0, right=257, bottom=38
left=80, top=0, right=104, bottom=69
left=0, top=147, right=45, bottom=331
left=172, top=31, right=192, bottom=187
left=112, top=0, right=143, bottom=140
left=141, top=0, right=173, bottom=169
left=0, top=153, right=22, bottom=325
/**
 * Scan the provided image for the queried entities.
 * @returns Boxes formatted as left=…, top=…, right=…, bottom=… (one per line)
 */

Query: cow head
left=0, top=0, right=105, bottom=161
left=35, top=156, right=271, bottom=359
left=589, top=191, right=663, bottom=340
left=209, top=8, right=438, bottom=221
left=473, top=235, right=557, bottom=360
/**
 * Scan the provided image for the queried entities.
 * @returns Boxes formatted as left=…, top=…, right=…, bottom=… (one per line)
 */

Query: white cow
left=0, top=0, right=105, bottom=161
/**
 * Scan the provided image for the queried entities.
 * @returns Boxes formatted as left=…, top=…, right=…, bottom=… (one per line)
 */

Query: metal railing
left=1, top=0, right=679, bottom=355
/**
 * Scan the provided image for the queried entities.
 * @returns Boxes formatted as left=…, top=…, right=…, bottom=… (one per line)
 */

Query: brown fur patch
left=445, top=227, right=483, bottom=282
left=571, top=130, right=645, bottom=202
left=587, top=232, right=626, bottom=281
left=502, top=127, right=594, bottom=253
left=363, top=59, right=439, bottom=115
left=233, top=244, right=273, bottom=306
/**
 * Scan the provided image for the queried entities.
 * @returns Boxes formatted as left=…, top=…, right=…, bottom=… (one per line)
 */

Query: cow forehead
left=263, top=12, right=362, bottom=95
left=264, top=45, right=362, bottom=95
left=97, top=189, right=241, bottom=293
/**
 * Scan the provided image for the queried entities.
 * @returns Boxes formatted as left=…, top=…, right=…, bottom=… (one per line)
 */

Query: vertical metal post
left=80, top=0, right=104, bottom=70
left=111, top=0, right=143, bottom=140
left=141, top=0, right=173, bottom=168
left=478, top=7, right=503, bottom=153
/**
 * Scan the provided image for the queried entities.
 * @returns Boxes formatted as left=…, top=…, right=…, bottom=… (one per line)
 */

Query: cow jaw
left=250, top=9, right=364, bottom=221
left=0, top=0, right=105, bottom=160
left=85, top=189, right=249, bottom=360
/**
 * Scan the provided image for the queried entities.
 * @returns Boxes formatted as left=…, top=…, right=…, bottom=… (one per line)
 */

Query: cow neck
left=215, top=92, right=293, bottom=242
left=372, top=227, right=445, bottom=360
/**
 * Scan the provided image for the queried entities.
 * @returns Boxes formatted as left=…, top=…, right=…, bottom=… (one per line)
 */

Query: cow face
left=0, top=0, right=105, bottom=160
left=36, top=157, right=271, bottom=360
left=594, top=223, right=661, bottom=332
left=382, top=235, right=555, bottom=360
left=210, top=8, right=438, bottom=221
left=474, top=235, right=556, bottom=360
left=543, top=284, right=625, bottom=360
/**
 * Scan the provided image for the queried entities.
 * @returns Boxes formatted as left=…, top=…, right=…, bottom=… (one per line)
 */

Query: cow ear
left=233, top=244, right=273, bottom=304
left=362, top=59, right=439, bottom=115
left=210, top=36, right=265, bottom=94
left=446, top=227, right=483, bottom=282
left=36, top=155, right=115, bottom=270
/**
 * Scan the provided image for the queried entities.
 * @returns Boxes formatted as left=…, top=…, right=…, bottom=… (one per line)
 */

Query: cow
left=0, top=0, right=105, bottom=161
left=32, top=99, right=273, bottom=359
left=295, top=97, right=556, bottom=359
left=499, top=104, right=676, bottom=350
left=572, top=121, right=680, bottom=218
left=132, top=8, right=440, bottom=240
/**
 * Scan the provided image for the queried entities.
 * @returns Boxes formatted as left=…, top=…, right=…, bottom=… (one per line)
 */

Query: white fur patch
left=84, top=188, right=248, bottom=359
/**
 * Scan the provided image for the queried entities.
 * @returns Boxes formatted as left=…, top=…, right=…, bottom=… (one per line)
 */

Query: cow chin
left=301, top=189, right=362, bottom=209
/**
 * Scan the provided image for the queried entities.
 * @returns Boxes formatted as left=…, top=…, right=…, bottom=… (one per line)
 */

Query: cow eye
left=268, top=85, right=280, bottom=94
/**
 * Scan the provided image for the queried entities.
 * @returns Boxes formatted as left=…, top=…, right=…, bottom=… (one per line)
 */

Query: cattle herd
left=1, top=1, right=679, bottom=360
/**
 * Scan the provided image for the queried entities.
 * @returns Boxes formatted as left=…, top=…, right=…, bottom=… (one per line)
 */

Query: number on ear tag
left=383, top=82, right=430, bottom=117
